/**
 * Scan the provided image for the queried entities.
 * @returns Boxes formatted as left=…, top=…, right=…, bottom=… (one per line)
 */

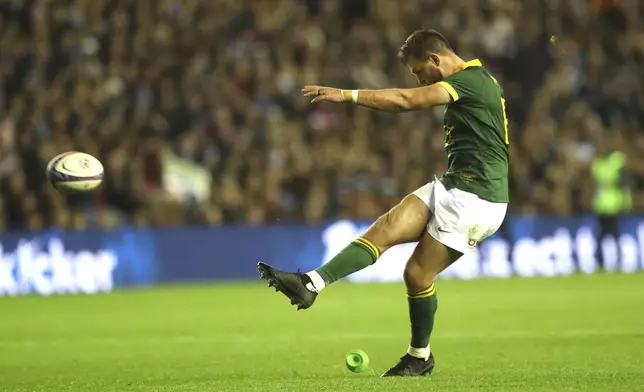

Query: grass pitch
left=1, top=273, right=643, bottom=392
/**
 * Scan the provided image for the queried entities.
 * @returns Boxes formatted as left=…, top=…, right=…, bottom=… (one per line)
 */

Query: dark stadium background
left=1, top=0, right=643, bottom=229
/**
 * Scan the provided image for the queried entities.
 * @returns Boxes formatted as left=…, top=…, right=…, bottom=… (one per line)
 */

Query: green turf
left=1, top=273, right=643, bottom=392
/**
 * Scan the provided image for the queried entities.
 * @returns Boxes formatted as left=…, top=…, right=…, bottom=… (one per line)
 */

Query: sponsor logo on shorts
left=468, top=224, right=487, bottom=248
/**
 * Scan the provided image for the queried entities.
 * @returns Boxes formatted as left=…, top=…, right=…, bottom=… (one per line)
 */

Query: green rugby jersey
left=436, top=59, right=509, bottom=203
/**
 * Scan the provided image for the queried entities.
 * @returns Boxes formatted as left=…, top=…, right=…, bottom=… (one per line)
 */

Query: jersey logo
left=444, top=124, right=455, bottom=147
left=459, top=173, right=475, bottom=183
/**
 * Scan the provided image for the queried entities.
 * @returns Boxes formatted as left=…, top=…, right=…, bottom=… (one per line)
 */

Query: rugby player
left=258, top=29, right=510, bottom=377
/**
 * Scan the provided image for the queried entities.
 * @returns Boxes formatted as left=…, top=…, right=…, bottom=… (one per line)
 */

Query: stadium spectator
left=1, top=0, right=643, bottom=230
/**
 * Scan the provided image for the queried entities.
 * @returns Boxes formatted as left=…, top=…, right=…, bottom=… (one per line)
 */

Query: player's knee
left=363, top=211, right=397, bottom=250
left=363, top=196, right=427, bottom=251
left=403, top=260, right=435, bottom=293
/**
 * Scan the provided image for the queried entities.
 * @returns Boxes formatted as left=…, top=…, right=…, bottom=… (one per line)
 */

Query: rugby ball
left=46, top=152, right=104, bottom=193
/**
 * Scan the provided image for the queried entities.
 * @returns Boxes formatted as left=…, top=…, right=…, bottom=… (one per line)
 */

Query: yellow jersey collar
left=454, top=59, right=482, bottom=73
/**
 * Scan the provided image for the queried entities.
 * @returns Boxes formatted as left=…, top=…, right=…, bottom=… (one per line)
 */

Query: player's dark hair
left=397, top=29, right=453, bottom=62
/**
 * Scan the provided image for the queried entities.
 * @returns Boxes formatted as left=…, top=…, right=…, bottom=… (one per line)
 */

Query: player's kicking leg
left=257, top=193, right=430, bottom=309
left=259, top=180, right=506, bottom=376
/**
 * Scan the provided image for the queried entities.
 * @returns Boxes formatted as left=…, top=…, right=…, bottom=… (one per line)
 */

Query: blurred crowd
left=1, top=0, right=644, bottom=231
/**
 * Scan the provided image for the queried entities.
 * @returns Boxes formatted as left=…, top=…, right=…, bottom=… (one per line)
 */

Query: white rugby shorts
left=412, top=179, right=508, bottom=254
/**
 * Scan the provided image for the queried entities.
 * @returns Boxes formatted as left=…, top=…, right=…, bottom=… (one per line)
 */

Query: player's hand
left=302, top=85, right=348, bottom=104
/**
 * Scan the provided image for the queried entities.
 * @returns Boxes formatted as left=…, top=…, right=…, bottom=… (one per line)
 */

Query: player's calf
left=401, top=230, right=462, bottom=363
left=257, top=195, right=430, bottom=310
left=304, top=194, right=430, bottom=295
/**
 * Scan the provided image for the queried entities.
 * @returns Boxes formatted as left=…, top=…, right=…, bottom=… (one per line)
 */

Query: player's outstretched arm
left=302, top=84, right=453, bottom=111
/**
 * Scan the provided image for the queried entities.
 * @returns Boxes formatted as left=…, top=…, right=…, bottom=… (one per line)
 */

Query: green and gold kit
left=437, top=59, right=509, bottom=203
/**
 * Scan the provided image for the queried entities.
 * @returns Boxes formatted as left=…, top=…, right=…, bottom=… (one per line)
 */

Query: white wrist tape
left=351, top=90, right=359, bottom=103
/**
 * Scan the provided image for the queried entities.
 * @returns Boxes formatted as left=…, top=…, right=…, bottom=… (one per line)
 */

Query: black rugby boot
left=381, top=353, right=435, bottom=377
left=257, top=262, right=318, bottom=310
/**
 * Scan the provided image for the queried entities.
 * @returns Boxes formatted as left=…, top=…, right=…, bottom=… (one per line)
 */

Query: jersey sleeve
left=437, top=69, right=480, bottom=103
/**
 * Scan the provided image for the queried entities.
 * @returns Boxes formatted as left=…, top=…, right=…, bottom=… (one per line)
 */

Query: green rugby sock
left=407, top=283, right=438, bottom=359
left=313, top=237, right=381, bottom=286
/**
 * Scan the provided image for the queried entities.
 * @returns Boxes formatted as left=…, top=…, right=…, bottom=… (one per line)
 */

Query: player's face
left=406, top=56, right=443, bottom=86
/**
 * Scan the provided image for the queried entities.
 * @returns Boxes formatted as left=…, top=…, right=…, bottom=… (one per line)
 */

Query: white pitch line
left=0, top=330, right=640, bottom=348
